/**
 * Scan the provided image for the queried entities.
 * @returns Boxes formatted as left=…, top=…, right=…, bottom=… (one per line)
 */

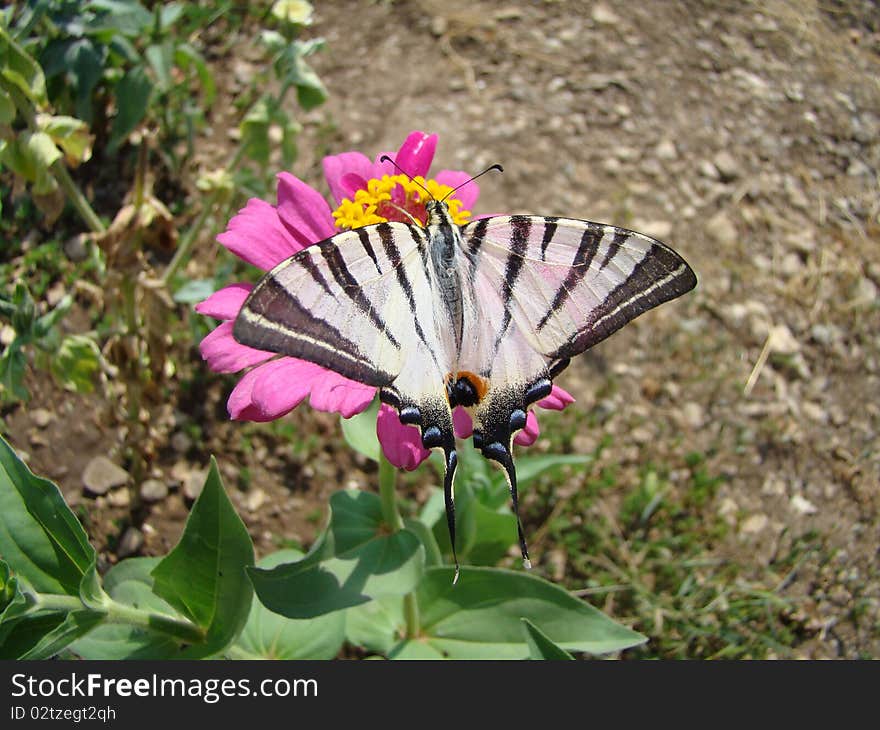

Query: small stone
left=779, top=252, right=803, bottom=276
left=698, top=159, right=720, bottom=179
left=633, top=219, right=673, bottom=239
left=245, top=488, right=267, bottom=512
left=32, top=409, right=52, bottom=428
left=712, top=150, right=740, bottom=181
left=170, top=431, right=192, bottom=454
left=740, top=514, right=769, bottom=534
left=82, top=456, right=129, bottom=496
left=718, top=497, right=739, bottom=524
left=655, top=139, right=677, bottom=160
left=429, top=15, right=447, bottom=36
left=790, top=494, right=818, bottom=515
left=770, top=324, right=800, bottom=355
left=801, top=401, right=827, bottom=423
left=682, top=402, right=705, bottom=428
left=107, top=488, right=131, bottom=508
left=761, top=476, right=786, bottom=496
left=140, top=479, right=169, bottom=502
left=0, top=325, right=14, bottom=347
left=810, top=324, right=842, bottom=346
left=46, top=282, right=66, bottom=308
left=117, top=527, right=144, bottom=559
left=183, top=470, right=206, bottom=501
left=592, top=3, right=620, bottom=25
left=705, top=211, right=737, bottom=245
left=63, top=233, right=90, bottom=262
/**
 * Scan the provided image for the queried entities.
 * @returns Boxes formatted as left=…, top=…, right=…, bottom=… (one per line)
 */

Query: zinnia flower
left=196, top=131, right=573, bottom=469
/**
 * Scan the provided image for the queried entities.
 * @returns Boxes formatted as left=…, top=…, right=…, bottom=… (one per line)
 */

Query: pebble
left=740, top=513, right=769, bottom=533
left=790, top=494, right=818, bottom=515
left=633, top=219, right=673, bottom=239
left=183, top=470, right=206, bottom=501
left=170, top=431, right=192, bottom=454
left=140, top=478, right=169, bottom=502
left=705, top=211, right=738, bottom=246
left=770, top=324, right=800, bottom=355
left=32, top=409, right=52, bottom=428
left=592, top=3, right=620, bottom=25
left=245, top=488, right=267, bottom=512
left=82, top=456, right=129, bottom=496
left=655, top=139, right=677, bottom=160
left=682, top=401, right=705, bottom=428
left=712, top=150, right=740, bottom=181
left=117, top=527, right=144, bottom=559
left=107, top=488, right=131, bottom=508
left=63, top=233, right=90, bottom=262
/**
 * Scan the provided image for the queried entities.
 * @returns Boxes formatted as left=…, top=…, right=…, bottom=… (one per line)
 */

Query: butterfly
left=233, top=167, right=696, bottom=581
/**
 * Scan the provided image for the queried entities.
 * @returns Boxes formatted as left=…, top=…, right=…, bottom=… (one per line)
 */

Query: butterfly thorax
left=425, top=200, right=465, bottom=351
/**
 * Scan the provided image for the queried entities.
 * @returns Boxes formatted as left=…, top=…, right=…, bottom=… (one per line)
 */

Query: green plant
left=0, top=282, right=100, bottom=402
left=0, top=421, right=645, bottom=659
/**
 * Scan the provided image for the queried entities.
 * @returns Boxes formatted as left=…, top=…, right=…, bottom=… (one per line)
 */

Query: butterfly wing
left=234, top=221, right=458, bottom=442
left=457, top=215, right=696, bottom=564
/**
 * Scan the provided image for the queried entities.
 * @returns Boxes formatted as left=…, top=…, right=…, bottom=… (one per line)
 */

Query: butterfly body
left=234, top=198, right=696, bottom=579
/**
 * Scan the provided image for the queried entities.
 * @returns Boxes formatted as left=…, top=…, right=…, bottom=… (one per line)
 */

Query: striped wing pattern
left=234, top=204, right=696, bottom=579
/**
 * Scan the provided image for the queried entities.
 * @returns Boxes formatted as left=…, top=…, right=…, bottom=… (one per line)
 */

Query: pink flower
left=197, top=131, right=573, bottom=469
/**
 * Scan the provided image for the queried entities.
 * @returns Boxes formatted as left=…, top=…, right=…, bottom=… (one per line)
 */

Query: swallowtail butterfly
left=234, top=170, right=696, bottom=580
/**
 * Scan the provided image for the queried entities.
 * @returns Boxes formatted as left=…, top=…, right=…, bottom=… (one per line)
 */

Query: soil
left=2, top=0, right=878, bottom=658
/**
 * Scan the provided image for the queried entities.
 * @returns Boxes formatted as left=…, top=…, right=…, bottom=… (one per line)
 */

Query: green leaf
left=521, top=618, right=575, bottom=660
left=50, top=334, right=101, bottom=393
left=0, top=86, right=14, bottom=124
left=174, top=278, right=220, bottom=304
left=175, top=42, right=215, bottom=106
left=248, top=490, right=424, bottom=619
left=0, top=25, right=48, bottom=106
left=0, top=433, right=95, bottom=595
left=340, top=397, right=380, bottom=462
left=85, top=1, right=153, bottom=38
left=231, top=550, right=346, bottom=659
left=64, top=38, right=103, bottom=123
left=108, top=65, right=152, bottom=150
left=240, top=98, right=270, bottom=165
left=145, top=42, right=173, bottom=91
left=37, top=114, right=93, bottom=166
left=70, top=558, right=187, bottom=660
left=25, top=130, right=62, bottom=169
left=151, top=458, right=254, bottom=658
left=15, top=609, right=104, bottom=660
left=389, top=566, right=645, bottom=659
left=0, top=345, right=29, bottom=402
left=343, top=594, right=403, bottom=656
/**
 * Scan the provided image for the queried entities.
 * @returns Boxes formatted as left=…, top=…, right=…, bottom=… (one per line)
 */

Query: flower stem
left=377, top=455, right=420, bottom=639
left=378, top=455, right=403, bottom=532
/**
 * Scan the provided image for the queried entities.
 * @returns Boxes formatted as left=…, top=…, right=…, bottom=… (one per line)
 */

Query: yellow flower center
left=331, top=174, right=471, bottom=230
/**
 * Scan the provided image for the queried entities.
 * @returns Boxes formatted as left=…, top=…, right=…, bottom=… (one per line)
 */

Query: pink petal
left=275, top=172, right=337, bottom=249
left=377, top=404, right=431, bottom=471
left=308, top=370, right=376, bottom=418
left=435, top=170, right=480, bottom=212
left=195, top=283, right=253, bottom=320
left=323, top=152, right=374, bottom=205
left=340, top=173, right=369, bottom=198
left=199, top=321, right=274, bottom=373
left=250, top=358, right=322, bottom=418
left=538, top=385, right=575, bottom=411
left=370, top=151, right=397, bottom=179
left=393, top=131, right=437, bottom=178
left=452, top=407, right=473, bottom=438
left=217, top=198, right=300, bottom=271
left=513, top=411, right=540, bottom=446
left=228, top=365, right=281, bottom=422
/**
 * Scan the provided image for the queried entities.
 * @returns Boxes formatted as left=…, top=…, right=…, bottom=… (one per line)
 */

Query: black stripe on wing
left=320, top=239, right=400, bottom=349
left=549, top=242, right=696, bottom=362
left=536, top=224, right=604, bottom=332
left=233, top=274, right=397, bottom=387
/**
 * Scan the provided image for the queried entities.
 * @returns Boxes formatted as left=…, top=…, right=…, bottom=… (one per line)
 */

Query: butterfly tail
left=441, top=447, right=461, bottom=584
left=482, top=441, right=531, bottom=569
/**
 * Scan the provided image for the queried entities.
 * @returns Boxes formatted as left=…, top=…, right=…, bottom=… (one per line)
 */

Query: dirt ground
left=3, top=0, right=878, bottom=658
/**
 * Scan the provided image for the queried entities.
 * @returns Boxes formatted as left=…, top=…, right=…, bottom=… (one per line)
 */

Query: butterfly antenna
left=440, top=163, right=504, bottom=203
left=379, top=154, right=435, bottom=201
